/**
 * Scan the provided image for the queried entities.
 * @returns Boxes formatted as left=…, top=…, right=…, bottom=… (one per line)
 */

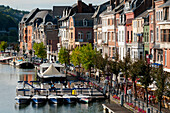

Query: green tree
left=70, top=46, right=81, bottom=76
left=93, top=50, right=104, bottom=83
left=120, top=54, right=132, bottom=98
left=108, top=50, right=121, bottom=94
left=154, top=65, right=170, bottom=112
left=33, top=42, right=46, bottom=62
left=80, top=43, right=95, bottom=77
left=58, top=47, right=70, bottom=76
left=139, top=60, right=154, bottom=107
left=0, top=41, right=7, bottom=52
left=129, top=59, right=143, bottom=100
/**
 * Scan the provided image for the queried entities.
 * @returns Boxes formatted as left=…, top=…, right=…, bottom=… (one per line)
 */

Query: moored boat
left=77, top=94, right=92, bottom=103
left=48, top=95, right=63, bottom=104
left=63, top=94, right=77, bottom=104
left=15, top=95, right=31, bottom=104
left=32, top=95, right=47, bottom=104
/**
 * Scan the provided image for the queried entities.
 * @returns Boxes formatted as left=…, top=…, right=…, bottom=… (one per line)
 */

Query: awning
left=41, top=64, right=66, bottom=78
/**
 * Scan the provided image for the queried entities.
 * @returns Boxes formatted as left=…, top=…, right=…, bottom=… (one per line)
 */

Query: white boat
left=37, top=63, right=66, bottom=79
left=15, top=95, right=31, bottom=104
left=77, top=94, right=92, bottom=103
left=32, top=95, right=47, bottom=104
left=48, top=95, right=63, bottom=104
left=62, top=94, right=77, bottom=104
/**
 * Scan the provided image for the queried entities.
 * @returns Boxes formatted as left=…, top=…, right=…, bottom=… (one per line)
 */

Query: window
left=157, top=51, right=159, bottom=62
left=83, top=19, right=87, bottom=26
left=112, top=32, right=115, bottom=41
left=112, top=47, right=115, bottom=56
left=109, top=47, right=111, bottom=57
left=71, top=32, right=73, bottom=39
left=78, top=32, right=83, bottom=39
left=127, top=31, right=129, bottom=41
left=87, top=32, right=91, bottom=39
left=156, top=27, right=159, bottom=41
left=119, top=31, right=121, bottom=42
left=122, top=31, right=124, bottom=42
left=165, top=51, right=167, bottom=66
left=108, top=19, right=110, bottom=25
left=151, top=30, right=153, bottom=42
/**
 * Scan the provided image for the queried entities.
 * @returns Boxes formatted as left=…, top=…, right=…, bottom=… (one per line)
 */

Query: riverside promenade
left=67, top=70, right=170, bottom=113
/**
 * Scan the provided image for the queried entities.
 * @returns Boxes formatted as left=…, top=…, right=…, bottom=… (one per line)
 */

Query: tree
left=139, top=60, right=154, bottom=107
left=58, top=47, right=69, bottom=76
left=80, top=43, right=95, bottom=77
left=93, top=50, right=104, bottom=83
left=108, top=50, right=121, bottom=95
left=120, top=54, right=132, bottom=98
left=154, top=65, right=170, bottom=112
left=129, top=59, right=143, bottom=100
left=33, top=42, right=46, bottom=62
left=70, top=46, right=81, bottom=77
left=0, top=41, right=7, bottom=52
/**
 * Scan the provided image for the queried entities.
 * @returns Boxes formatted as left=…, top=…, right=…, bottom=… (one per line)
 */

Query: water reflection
left=0, top=64, right=105, bottom=113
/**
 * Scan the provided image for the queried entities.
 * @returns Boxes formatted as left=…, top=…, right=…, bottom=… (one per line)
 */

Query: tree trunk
left=133, top=81, right=137, bottom=100
left=99, top=72, right=101, bottom=83
left=145, top=87, right=148, bottom=107
left=125, top=78, right=128, bottom=102
left=115, top=74, right=119, bottom=95
left=78, top=64, right=80, bottom=77
left=159, top=100, right=162, bottom=112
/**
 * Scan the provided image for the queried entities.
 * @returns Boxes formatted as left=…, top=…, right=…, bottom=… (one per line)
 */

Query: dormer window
left=125, top=2, right=130, bottom=10
left=83, top=19, right=88, bottom=26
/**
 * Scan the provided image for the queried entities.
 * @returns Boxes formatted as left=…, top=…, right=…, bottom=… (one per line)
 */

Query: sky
left=0, top=0, right=107, bottom=11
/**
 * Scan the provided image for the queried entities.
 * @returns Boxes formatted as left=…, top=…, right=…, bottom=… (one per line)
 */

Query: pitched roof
left=29, top=11, right=49, bottom=23
left=42, top=64, right=66, bottom=78
left=92, top=1, right=110, bottom=18
left=53, top=6, right=69, bottom=18
left=158, top=0, right=170, bottom=8
left=135, top=8, right=151, bottom=19
left=72, top=13, right=94, bottom=20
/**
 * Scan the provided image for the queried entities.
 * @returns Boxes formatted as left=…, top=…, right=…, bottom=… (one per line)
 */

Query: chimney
left=89, top=3, right=92, bottom=7
left=77, top=0, right=83, bottom=13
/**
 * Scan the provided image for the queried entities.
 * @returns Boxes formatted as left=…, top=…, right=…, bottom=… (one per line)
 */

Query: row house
left=156, top=0, right=170, bottom=72
left=58, top=0, right=95, bottom=51
left=100, top=5, right=116, bottom=58
left=19, top=7, right=65, bottom=62
left=93, top=1, right=110, bottom=53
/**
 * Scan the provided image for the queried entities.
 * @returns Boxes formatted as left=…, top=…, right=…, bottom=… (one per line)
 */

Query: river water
left=0, top=64, right=107, bottom=113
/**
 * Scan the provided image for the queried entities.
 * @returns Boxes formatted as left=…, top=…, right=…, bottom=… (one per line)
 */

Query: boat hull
left=63, top=98, right=77, bottom=104
left=15, top=98, right=30, bottom=104
left=32, top=98, right=47, bottom=104
left=48, top=98, right=63, bottom=104
left=79, top=98, right=92, bottom=103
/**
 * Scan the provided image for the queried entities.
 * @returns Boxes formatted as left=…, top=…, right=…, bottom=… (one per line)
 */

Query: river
left=0, top=63, right=107, bottom=113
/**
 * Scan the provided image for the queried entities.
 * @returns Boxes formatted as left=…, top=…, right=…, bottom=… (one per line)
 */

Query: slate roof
left=72, top=13, right=94, bottom=20
left=135, top=7, right=151, bottom=19
left=92, top=1, right=110, bottom=18
left=53, top=6, right=69, bottom=18
left=159, top=0, right=170, bottom=8
left=29, top=11, right=49, bottom=23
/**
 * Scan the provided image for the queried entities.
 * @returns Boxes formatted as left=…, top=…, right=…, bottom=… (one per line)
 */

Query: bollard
left=120, top=94, right=124, bottom=107
left=156, top=110, right=158, bottom=113
left=151, top=107, right=153, bottom=113
left=138, top=100, right=140, bottom=108
left=142, top=103, right=145, bottom=110
left=146, top=108, right=150, bottom=113
left=129, top=94, right=132, bottom=103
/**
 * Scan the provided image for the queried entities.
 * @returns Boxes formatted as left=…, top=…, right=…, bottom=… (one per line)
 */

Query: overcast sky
left=0, top=0, right=107, bottom=11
